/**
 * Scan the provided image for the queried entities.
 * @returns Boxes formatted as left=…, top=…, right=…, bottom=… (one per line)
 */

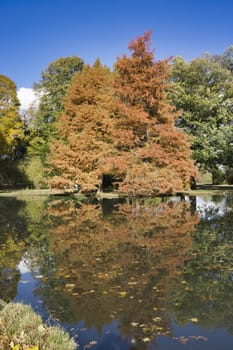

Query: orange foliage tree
left=111, top=31, right=198, bottom=195
left=47, top=32, right=197, bottom=195
left=47, top=60, right=116, bottom=191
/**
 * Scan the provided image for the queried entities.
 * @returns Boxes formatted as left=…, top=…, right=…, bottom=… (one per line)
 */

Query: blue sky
left=1, top=0, right=233, bottom=90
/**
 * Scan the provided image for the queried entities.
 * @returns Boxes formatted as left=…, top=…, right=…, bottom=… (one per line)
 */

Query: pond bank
left=0, top=184, right=233, bottom=199
left=0, top=301, right=77, bottom=350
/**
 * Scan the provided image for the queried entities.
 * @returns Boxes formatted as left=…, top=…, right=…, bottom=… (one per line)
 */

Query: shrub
left=0, top=302, right=77, bottom=350
left=212, top=167, right=225, bottom=185
left=23, top=157, right=47, bottom=189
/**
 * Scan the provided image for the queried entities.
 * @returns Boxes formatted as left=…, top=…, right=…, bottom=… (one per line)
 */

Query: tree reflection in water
left=29, top=197, right=199, bottom=346
left=0, top=198, right=27, bottom=301
left=2, top=194, right=233, bottom=348
left=167, top=201, right=233, bottom=335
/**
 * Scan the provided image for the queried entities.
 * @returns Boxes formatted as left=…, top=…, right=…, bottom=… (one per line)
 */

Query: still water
left=1, top=194, right=233, bottom=349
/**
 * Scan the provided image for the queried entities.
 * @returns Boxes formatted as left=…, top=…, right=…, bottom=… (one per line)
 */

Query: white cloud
left=17, top=87, right=38, bottom=112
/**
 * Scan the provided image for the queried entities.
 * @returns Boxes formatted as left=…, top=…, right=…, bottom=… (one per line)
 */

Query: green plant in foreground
left=0, top=302, right=77, bottom=350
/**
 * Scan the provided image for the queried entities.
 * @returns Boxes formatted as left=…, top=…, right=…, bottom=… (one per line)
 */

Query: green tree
left=169, top=55, right=233, bottom=182
left=221, top=46, right=233, bottom=72
left=0, top=75, right=30, bottom=188
left=28, top=56, right=84, bottom=161
left=24, top=56, right=84, bottom=188
left=0, top=74, right=24, bottom=158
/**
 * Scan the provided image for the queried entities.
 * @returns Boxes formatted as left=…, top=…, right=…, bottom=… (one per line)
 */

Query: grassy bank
left=0, top=301, right=77, bottom=350
left=0, top=184, right=233, bottom=200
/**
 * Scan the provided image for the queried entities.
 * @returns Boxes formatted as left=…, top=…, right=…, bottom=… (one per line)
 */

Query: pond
left=1, top=193, right=233, bottom=349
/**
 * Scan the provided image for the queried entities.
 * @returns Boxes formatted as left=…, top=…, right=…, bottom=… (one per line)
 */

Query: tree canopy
left=0, top=74, right=24, bottom=159
left=47, top=60, right=116, bottom=191
left=47, top=32, right=197, bottom=195
left=169, top=54, right=233, bottom=182
left=28, top=56, right=84, bottom=161
left=112, top=32, right=197, bottom=194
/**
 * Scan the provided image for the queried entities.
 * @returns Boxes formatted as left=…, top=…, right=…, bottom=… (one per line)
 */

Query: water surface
left=1, top=194, right=233, bottom=349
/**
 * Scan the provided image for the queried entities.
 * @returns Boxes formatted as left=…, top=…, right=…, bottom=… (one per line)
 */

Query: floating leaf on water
left=84, top=340, right=97, bottom=349
left=142, top=327, right=150, bottom=333
left=89, top=340, right=97, bottom=345
left=142, top=337, right=150, bottom=343
left=65, top=283, right=75, bottom=289
left=189, top=335, right=208, bottom=341
left=98, top=273, right=109, bottom=279
left=178, top=336, right=189, bottom=344
left=19, top=280, right=30, bottom=284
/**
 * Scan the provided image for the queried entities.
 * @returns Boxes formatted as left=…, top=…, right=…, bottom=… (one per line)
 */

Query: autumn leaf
left=142, top=337, right=150, bottom=343
left=188, top=317, right=198, bottom=323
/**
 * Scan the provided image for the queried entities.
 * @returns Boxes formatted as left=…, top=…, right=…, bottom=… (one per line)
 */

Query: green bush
left=0, top=302, right=77, bottom=350
left=23, top=157, right=47, bottom=189
left=225, top=167, right=233, bottom=184
left=211, top=168, right=225, bottom=185
left=0, top=160, right=32, bottom=189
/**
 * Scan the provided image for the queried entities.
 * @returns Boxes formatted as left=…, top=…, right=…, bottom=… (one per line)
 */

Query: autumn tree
left=47, top=33, right=197, bottom=195
left=47, top=60, right=116, bottom=191
left=110, top=31, right=198, bottom=194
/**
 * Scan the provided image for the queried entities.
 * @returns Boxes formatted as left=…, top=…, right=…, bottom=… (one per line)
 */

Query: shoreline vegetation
left=0, top=184, right=233, bottom=199
left=0, top=300, right=77, bottom=350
